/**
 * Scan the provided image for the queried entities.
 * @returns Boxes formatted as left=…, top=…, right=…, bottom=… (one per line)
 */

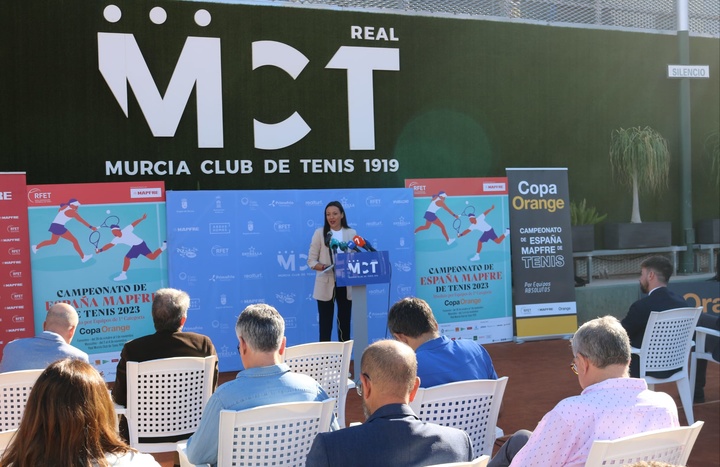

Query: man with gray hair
left=488, top=316, right=679, bottom=467
left=0, top=303, right=88, bottom=372
left=306, top=339, right=473, bottom=467
left=112, top=288, right=218, bottom=424
left=185, top=303, right=337, bottom=467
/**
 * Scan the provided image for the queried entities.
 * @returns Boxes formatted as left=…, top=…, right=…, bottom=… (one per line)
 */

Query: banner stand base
left=513, top=334, right=573, bottom=344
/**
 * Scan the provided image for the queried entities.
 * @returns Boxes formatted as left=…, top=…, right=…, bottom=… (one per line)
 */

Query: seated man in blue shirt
left=0, top=303, right=88, bottom=372
left=185, top=303, right=338, bottom=466
left=387, top=297, right=497, bottom=387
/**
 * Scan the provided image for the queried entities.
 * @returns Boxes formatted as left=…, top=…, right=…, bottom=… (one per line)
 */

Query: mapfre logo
left=130, top=187, right=162, bottom=199
left=27, top=187, right=54, bottom=205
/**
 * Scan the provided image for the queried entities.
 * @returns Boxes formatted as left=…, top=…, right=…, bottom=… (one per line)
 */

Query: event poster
left=0, top=173, right=35, bottom=355
left=166, top=188, right=415, bottom=372
left=406, top=178, right=513, bottom=343
left=506, top=168, right=577, bottom=340
left=27, top=181, right=167, bottom=379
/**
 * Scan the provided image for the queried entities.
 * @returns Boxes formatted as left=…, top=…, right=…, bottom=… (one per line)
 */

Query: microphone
left=353, top=235, right=377, bottom=252
left=329, top=238, right=340, bottom=254
left=338, top=241, right=348, bottom=252
left=324, top=230, right=333, bottom=247
left=346, top=240, right=362, bottom=252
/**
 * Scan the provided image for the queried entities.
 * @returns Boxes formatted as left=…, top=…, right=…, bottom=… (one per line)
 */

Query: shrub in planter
left=570, top=199, right=606, bottom=252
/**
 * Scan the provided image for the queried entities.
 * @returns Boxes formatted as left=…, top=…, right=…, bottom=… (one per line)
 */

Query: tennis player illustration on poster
left=31, top=198, right=96, bottom=262
left=95, top=213, right=167, bottom=281
left=414, top=191, right=459, bottom=245
left=456, top=204, right=509, bottom=261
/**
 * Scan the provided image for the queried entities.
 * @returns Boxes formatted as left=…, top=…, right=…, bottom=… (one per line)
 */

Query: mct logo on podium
left=335, top=251, right=391, bottom=286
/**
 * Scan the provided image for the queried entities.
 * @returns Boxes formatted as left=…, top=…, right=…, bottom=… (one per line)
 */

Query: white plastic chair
left=0, top=369, right=43, bottom=431
left=284, top=340, right=353, bottom=427
left=631, top=307, right=702, bottom=425
left=690, top=324, right=720, bottom=400
left=409, top=377, right=508, bottom=457
left=0, top=429, right=18, bottom=457
left=118, top=355, right=216, bottom=453
left=177, top=398, right=336, bottom=467
left=425, top=455, right=490, bottom=467
left=584, top=420, right=704, bottom=467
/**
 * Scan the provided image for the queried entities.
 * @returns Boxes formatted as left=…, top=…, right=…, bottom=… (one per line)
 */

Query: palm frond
left=609, top=126, right=669, bottom=194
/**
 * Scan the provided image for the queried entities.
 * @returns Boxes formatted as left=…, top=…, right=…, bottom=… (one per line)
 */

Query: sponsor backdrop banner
left=2, top=0, right=717, bottom=239
left=0, top=173, right=34, bottom=355
left=506, top=168, right=577, bottom=340
left=406, top=178, right=513, bottom=343
left=166, top=188, right=415, bottom=372
left=27, top=182, right=168, bottom=380
left=669, top=280, right=720, bottom=317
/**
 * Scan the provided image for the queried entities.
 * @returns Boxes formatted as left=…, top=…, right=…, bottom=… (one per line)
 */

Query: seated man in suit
left=306, top=339, right=473, bottom=467
left=488, top=316, right=679, bottom=467
left=387, top=297, right=497, bottom=387
left=0, top=303, right=88, bottom=372
left=185, top=303, right=337, bottom=467
left=112, top=287, right=218, bottom=442
left=621, top=256, right=689, bottom=378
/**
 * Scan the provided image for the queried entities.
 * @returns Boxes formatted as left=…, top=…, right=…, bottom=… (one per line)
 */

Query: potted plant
left=696, top=127, right=720, bottom=244
left=606, top=126, right=672, bottom=249
left=570, top=199, right=607, bottom=252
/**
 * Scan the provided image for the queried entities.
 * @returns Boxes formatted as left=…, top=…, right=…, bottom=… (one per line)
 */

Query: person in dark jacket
left=621, top=256, right=689, bottom=378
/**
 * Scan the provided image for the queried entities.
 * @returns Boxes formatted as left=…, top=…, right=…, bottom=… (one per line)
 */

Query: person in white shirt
left=31, top=198, right=96, bottom=262
left=488, top=316, right=679, bottom=467
left=414, top=191, right=459, bottom=245
left=456, top=204, right=509, bottom=261
left=95, top=213, right=167, bottom=282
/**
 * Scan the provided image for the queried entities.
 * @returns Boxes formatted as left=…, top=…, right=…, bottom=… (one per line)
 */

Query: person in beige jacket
left=307, top=201, right=357, bottom=341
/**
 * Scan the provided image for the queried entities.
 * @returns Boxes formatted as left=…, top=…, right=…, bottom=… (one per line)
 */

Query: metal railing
left=251, top=0, right=719, bottom=37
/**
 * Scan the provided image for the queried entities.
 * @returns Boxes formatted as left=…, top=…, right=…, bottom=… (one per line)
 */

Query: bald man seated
left=0, top=303, right=88, bottom=372
left=306, top=339, right=473, bottom=467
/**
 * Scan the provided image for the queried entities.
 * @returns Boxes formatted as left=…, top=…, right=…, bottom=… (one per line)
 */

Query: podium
left=334, top=251, right=392, bottom=367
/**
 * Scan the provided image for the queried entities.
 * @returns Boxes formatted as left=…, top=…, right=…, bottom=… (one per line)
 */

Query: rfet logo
left=27, top=187, right=54, bottom=205
left=408, top=182, right=427, bottom=195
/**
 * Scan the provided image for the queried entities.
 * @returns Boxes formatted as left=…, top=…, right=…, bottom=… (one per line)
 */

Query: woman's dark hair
left=322, top=200, right=349, bottom=237
left=0, top=358, right=134, bottom=467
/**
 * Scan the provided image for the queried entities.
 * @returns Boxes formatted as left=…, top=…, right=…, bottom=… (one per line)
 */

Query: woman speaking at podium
left=307, top=201, right=357, bottom=342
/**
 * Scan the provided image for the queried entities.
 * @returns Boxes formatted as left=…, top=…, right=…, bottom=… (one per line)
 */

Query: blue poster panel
left=166, top=188, right=415, bottom=372
left=406, top=178, right=513, bottom=344
left=27, top=182, right=168, bottom=380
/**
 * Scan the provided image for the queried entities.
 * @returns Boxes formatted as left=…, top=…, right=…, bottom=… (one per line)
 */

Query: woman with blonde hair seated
left=0, top=358, right=159, bottom=467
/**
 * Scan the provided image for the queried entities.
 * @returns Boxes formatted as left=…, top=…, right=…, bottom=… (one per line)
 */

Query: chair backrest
left=0, top=369, right=43, bottom=431
left=0, top=429, right=18, bottom=457
left=284, top=340, right=352, bottom=424
left=409, top=377, right=508, bottom=457
left=217, top=398, right=335, bottom=467
left=125, top=355, right=216, bottom=449
left=694, top=325, right=720, bottom=363
left=638, top=307, right=702, bottom=375
left=584, top=420, right=704, bottom=467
